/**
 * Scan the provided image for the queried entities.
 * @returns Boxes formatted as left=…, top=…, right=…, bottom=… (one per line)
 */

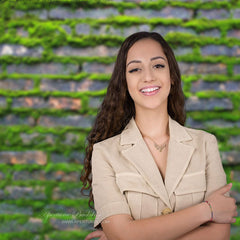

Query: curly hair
left=80, top=31, right=186, bottom=208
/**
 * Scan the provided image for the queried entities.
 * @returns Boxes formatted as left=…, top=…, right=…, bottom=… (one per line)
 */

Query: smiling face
left=126, top=38, right=171, bottom=114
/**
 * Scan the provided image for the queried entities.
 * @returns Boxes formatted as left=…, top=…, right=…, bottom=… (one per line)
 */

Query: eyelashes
left=128, top=64, right=165, bottom=73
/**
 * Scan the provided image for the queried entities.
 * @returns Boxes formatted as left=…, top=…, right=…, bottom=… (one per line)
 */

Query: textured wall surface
left=0, top=0, right=240, bottom=239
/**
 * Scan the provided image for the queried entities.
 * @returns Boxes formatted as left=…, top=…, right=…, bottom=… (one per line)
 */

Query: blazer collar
left=120, top=116, right=195, bottom=209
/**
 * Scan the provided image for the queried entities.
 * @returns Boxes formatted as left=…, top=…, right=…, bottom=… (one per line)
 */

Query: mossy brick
left=52, top=187, right=87, bottom=200
left=173, top=46, right=193, bottom=56
left=63, top=133, right=80, bottom=145
left=230, top=170, right=240, bottom=183
left=20, top=132, right=56, bottom=145
left=88, top=97, right=103, bottom=109
left=221, top=151, right=240, bottom=165
left=197, top=9, right=230, bottom=20
left=0, top=79, right=34, bottom=90
left=75, top=24, right=90, bottom=35
left=191, top=80, right=240, bottom=92
left=185, top=97, right=233, bottom=111
left=0, top=114, right=35, bottom=126
left=49, top=7, right=119, bottom=19
left=13, top=9, right=48, bottom=20
left=201, top=45, right=240, bottom=57
left=60, top=25, right=72, bottom=35
left=4, top=186, right=46, bottom=200
left=7, top=63, right=79, bottom=75
left=200, top=29, right=221, bottom=38
left=16, top=27, right=29, bottom=37
left=228, top=29, right=240, bottom=39
left=204, top=119, right=240, bottom=129
left=12, top=97, right=82, bottom=110
left=37, top=115, right=94, bottom=128
left=92, top=24, right=122, bottom=36
left=0, top=44, right=43, bottom=57
left=234, top=65, right=240, bottom=75
left=50, top=152, right=84, bottom=164
left=233, top=8, right=240, bottom=19
left=0, top=97, right=7, bottom=108
left=179, top=62, right=227, bottom=75
left=122, top=25, right=151, bottom=37
left=53, top=45, right=118, bottom=57
left=124, top=7, right=193, bottom=20
left=0, top=172, right=5, bottom=180
left=0, top=203, right=33, bottom=215
left=0, top=151, right=47, bottom=165
left=82, top=62, right=114, bottom=73
left=229, top=135, right=240, bottom=147
left=153, top=25, right=196, bottom=37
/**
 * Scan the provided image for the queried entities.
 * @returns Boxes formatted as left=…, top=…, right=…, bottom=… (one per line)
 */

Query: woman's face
left=126, top=38, right=171, bottom=114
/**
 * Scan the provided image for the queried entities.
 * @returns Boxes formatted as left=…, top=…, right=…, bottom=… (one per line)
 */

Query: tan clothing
left=92, top=116, right=227, bottom=228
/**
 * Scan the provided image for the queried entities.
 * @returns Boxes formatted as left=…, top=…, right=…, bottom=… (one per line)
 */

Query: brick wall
left=0, top=0, right=239, bottom=239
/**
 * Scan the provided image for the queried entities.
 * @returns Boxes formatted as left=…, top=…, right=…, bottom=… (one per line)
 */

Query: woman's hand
left=206, top=183, right=238, bottom=223
left=85, top=230, right=108, bottom=240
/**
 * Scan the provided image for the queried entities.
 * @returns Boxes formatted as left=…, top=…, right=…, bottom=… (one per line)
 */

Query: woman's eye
left=154, top=64, right=165, bottom=69
left=128, top=68, right=140, bottom=73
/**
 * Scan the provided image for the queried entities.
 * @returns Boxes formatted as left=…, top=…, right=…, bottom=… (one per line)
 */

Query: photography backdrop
left=0, top=0, right=240, bottom=239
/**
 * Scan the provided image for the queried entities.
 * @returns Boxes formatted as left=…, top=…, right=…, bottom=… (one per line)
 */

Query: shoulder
left=184, top=125, right=216, bottom=141
left=93, top=133, right=121, bottom=151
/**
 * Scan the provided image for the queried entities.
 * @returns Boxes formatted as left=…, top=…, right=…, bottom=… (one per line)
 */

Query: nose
left=143, top=67, right=155, bottom=83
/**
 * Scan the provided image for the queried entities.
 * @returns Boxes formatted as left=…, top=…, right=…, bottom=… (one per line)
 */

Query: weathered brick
left=12, top=97, right=48, bottom=109
left=152, top=25, right=196, bottom=36
left=16, top=27, right=29, bottom=37
left=60, top=24, right=72, bottom=34
left=200, top=29, right=221, bottom=38
left=0, top=44, right=43, bottom=57
left=201, top=45, right=240, bottom=57
left=204, top=119, right=240, bottom=128
left=179, top=62, right=227, bottom=75
left=229, top=135, right=240, bottom=147
left=234, top=65, right=240, bottom=75
left=186, top=117, right=204, bottom=129
left=197, top=9, right=230, bottom=19
left=0, top=203, right=33, bottom=215
left=191, top=80, right=240, bottom=92
left=82, top=62, right=114, bottom=73
left=52, top=187, right=86, bottom=200
left=173, top=47, right=193, bottom=56
left=0, top=114, right=35, bottom=126
left=89, top=97, right=103, bottom=109
left=49, top=7, right=118, bottom=19
left=7, top=63, right=79, bottom=75
left=54, top=45, right=118, bottom=57
left=0, top=79, right=33, bottom=90
left=63, top=133, right=79, bottom=145
left=185, top=97, right=233, bottom=111
left=76, top=23, right=90, bottom=35
left=20, top=132, right=56, bottom=145
left=0, top=172, right=5, bottom=180
left=122, top=25, right=151, bottom=37
left=0, top=151, right=47, bottom=165
left=227, top=29, right=240, bottom=39
left=92, top=24, right=122, bottom=36
left=46, top=171, right=79, bottom=182
left=221, top=151, right=240, bottom=165
left=38, top=115, right=94, bottom=128
left=233, top=8, right=240, bottom=18
left=5, top=186, right=46, bottom=200
left=230, top=170, right=240, bottom=182
left=48, top=97, right=81, bottom=110
left=14, top=9, right=48, bottom=20
left=125, top=7, right=193, bottom=20
left=0, top=218, right=43, bottom=233
left=50, top=152, right=84, bottom=164
left=0, top=97, right=7, bottom=108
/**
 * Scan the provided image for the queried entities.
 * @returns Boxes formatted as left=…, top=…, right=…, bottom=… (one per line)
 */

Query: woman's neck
left=135, top=109, right=169, bottom=140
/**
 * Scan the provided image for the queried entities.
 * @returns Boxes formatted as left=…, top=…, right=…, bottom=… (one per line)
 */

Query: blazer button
left=161, top=207, right=172, bottom=215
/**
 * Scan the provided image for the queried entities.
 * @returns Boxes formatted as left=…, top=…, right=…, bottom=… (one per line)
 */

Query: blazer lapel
left=164, top=117, right=195, bottom=199
left=120, top=118, right=171, bottom=208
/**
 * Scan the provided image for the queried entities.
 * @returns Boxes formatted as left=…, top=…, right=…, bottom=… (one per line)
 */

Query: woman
left=81, top=32, right=237, bottom=240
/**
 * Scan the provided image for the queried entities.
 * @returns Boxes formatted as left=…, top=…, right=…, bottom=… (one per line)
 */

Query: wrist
left=199, top=202, right=212, bottom=223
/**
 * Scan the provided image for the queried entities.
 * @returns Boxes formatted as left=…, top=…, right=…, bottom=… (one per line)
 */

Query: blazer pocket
left=174, top=171, right=206, bottom=211
left=116, top=173, right=158, bottom=219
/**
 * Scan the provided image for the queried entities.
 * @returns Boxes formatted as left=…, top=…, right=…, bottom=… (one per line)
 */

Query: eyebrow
left=126, top=56, right=166, bottom=67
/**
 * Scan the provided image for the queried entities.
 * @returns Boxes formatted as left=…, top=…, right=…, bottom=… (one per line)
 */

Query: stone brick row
left=201, top=45, right=240, bottom=57
left=13, top=170, right=80, bottom=182
left=40, top=78, right=108, bottom=92
left=11, top=97, right=81, bottom=110
left=0, top=151, right=47, bottom=165
left=0, top=114, right=35, bottom=126
left=50, top=152, right=84, bottom=164
left=185, top=97, right=233, bottom=111
left=191, top=80, right=240, bottom=92
left=0, top=203, right=33, bottom=215
left=0, top=44, right=43, bottom=57
left=0, top=79, right=34, bottom=90
left=229, top=135, right=240, bottom=148
left=52, top=187, right=87, bottom=200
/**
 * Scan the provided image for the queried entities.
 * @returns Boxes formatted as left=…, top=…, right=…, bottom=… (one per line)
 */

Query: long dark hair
left=81, top=32, right=186, bottom=207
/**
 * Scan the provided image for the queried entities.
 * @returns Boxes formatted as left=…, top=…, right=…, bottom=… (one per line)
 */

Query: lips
left=140, top=86, right=160, bottom=96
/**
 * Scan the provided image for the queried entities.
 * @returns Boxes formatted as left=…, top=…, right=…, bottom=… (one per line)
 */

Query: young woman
left=81, top=32, right=237, bottom=240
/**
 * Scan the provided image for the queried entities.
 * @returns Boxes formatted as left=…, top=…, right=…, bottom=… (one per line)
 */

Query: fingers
left=85, top=230, right=104, bottom=240
left=217, top=183, right=232, bottom=195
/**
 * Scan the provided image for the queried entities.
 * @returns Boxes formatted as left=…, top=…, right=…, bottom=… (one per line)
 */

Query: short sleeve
left=92, top=144, right=131, bottom=228
left=204, top=134, right=228, bottom=199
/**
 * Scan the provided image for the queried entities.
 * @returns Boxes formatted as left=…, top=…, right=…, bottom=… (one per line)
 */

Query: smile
left=140, top=86, right=160, bottom=96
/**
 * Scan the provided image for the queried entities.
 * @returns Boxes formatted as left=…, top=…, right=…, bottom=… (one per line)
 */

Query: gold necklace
left=144, top=135, right=169, bottom=152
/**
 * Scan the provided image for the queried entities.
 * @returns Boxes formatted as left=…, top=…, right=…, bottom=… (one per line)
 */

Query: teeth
left=141, top=87, right=159, bottom=93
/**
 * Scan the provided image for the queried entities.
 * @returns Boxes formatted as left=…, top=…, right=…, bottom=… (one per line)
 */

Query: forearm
left=177, top=223, right=231, bottom=240
left=103, top=202, right=211, bottom=240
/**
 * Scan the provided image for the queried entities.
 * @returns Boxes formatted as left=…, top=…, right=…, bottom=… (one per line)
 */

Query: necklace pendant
left=154, top=142, right=166, bottom=152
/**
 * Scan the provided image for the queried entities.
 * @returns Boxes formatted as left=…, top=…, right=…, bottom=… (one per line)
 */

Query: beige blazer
left=92, top=116, right=227, bottom=228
